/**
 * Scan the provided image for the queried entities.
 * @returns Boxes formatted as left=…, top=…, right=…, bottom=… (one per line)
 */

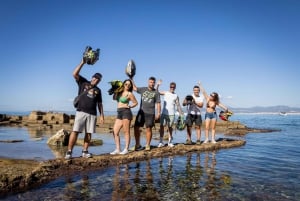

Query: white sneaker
left=168, top=143, right=174, bottom=147
left=120, top=149, right=129, bottom=155
left=157, top=142, right=164, bottom=148
left=203, top=139, right=209, bottom=144
left=211, top=140, right=217, bottom=144
left=82, top=150, right=92, bottom=158
left=65, top=151, right=72, bottom=159
left=110, top=150, right=120, bottom=155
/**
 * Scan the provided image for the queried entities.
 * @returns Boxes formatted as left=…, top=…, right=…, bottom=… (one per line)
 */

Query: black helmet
left=125, top=59, right=136, bottom=78
left=83, top=46, right=100, bottom=65
left=185, top=95, right=193, bottom=105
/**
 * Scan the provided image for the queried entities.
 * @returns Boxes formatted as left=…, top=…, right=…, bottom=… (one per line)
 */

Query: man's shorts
left=185, top=114, right=202, bottom=127
left=160, top=114, right=175, bottom=127
left=73, top=111, right=97, bottom=133
left=134, top=110, right=155, bottom=128
left=117, top=108, right=133, bottom=120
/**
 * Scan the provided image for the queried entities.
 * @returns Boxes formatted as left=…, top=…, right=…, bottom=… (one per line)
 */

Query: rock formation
left=0, top=111, right=279, bottom=197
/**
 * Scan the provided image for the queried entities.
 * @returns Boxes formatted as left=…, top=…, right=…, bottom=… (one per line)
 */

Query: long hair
left=115, top=79, right=133, bottom=98
left=210, top=92, right=220, bottom=104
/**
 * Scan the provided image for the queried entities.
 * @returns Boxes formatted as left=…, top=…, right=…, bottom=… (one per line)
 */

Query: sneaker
left=157, top=142, right=164, bottom=148
left=110, top=149, right=120, bottom=155
left=168, top=143, right=174, bottom=147
left=82, top=150, right=92, bottom=158
left=129, top=145, right=143, bottom=151
left=185, top=139, right=192, bottom=145
left=65, top=151, right=72, bottom=159
left=211, top=140, right=217, bottom=144
left=120, top=149, right=129, bottom=155
left=203, top=139, right=209, bottom=144
left=196, top=140, right=201, bottom=145
left=145, top=145, right=151, bottom=151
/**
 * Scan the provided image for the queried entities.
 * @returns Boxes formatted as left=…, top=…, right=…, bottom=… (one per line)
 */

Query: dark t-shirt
left=76, top=75, right=102, bottom=115
left=137, top=87, right=160, bottom=114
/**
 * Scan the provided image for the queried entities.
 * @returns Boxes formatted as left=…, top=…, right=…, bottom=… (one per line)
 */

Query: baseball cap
left=93, top=73, right=102, bottom=80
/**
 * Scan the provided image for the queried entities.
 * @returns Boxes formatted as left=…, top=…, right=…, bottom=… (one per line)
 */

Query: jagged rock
left=47, top=129, right=70, bottom=146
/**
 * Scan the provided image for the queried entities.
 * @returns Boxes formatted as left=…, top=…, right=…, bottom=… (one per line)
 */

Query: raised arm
left=198, top=82, right=209, bottom=102
left=155, top=79, right=165, bottom=95
left=155, top=79, right=162, bottom=90
left=130, top=78, right=137, bottom=91
left=73, top=59, right=86, bottom=81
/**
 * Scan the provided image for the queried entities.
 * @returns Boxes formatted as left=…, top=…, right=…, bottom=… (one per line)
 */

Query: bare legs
left=205, top=119, right=217, bottom=143
left=112, top=118, right=131, bottom=153
left=68, top=131, right=91, bottom=152
left=145, top=127, right=152, bottom=147
left=186, top=126, right=201, bottom=142
left=122, top=119, right=131, bottom=150
left=134, top=126, right=141, bottom=147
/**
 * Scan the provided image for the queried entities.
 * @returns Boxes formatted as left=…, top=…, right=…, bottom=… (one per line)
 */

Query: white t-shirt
left=162, top=91, right=179, bottom=115
left=191, top=93, right=204, bottom=114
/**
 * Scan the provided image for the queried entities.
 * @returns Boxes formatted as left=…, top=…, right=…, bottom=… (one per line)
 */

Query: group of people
left=65, top=58, right=231, bottom=159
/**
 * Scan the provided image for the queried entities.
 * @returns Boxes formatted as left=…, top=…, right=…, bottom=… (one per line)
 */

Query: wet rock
left=0, top=111, right=279, bottom=197
left=47, top=129, right=70, bottom=146
left=0, top=138, right=245, bottom=196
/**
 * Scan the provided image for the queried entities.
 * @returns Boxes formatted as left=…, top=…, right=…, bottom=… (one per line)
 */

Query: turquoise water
left=1, top=114, right=300, bottom=200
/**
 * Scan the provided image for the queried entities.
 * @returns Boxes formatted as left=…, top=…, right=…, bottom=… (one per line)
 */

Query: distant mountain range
left=230, top=105, right=300, bottom=113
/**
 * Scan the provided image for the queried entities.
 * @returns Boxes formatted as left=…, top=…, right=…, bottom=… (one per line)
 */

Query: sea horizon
left=1, top=110, right=300, bottom=117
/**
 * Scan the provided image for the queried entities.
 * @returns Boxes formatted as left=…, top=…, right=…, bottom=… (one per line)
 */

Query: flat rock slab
left=0, top=138, right=245, bottom=197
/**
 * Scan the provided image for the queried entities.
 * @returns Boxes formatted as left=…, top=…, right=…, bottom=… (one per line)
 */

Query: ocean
left=1, top=114, right=299, bottom=200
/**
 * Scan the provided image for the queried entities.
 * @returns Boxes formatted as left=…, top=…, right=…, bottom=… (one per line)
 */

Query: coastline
left=0, top=138, right=246, bottom=197
left=0, top=111, right=279, bottom=197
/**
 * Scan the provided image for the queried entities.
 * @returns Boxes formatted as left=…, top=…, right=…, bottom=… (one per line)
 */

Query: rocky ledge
left=0, top=138, right=245, bottom=196
left=0, top=111, right=279, bottom=197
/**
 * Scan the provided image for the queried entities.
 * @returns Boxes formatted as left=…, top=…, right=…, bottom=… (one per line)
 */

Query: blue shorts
left=205, top=112, right=217, bottom=120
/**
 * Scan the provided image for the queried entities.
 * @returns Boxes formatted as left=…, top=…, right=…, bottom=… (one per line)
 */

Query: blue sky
left=0, top=0, right=299, bottom=113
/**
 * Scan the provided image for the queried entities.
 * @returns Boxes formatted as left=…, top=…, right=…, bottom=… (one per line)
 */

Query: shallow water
left=1, top=114, right=300, bottom=200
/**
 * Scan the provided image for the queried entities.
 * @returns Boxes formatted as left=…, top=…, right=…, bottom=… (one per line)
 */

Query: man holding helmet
left=182, top=84, right=204, bottom=145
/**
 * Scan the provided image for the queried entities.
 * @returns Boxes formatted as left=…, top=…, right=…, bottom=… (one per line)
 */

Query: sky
left=0, top=0, right=299, bottom=113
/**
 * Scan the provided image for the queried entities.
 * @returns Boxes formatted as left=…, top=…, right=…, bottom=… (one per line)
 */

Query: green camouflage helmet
left=176, top=116, right=186, bottom=131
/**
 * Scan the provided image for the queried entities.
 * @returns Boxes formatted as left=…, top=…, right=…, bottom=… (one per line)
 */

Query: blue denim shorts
left=205, top=112, right=217, bottom=120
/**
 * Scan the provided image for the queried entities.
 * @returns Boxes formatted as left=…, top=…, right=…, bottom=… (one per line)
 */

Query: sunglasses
left=170, top=86, right=176, bottom=89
